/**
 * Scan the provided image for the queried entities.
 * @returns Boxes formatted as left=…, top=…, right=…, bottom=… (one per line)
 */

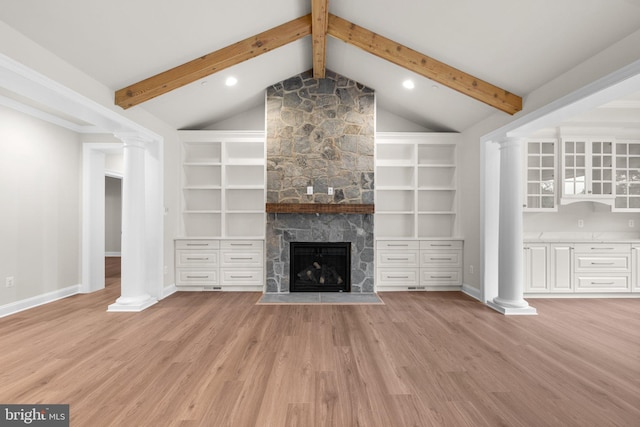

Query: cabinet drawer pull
left=230, top=243, right=253, bottom=246
left=591, top=247, right=614, bottom=250
left=430, top=275, right=453, bottom=279
left=388, top=244, right=409, bottom=247
left=230, top=257, right=253, bottom=260
left=186, top=275, right=209, bottom=279
left=187, top=243, right=210, bottom=247
left=431, top=244, right=452, bottom=247
left=590, top=262, right=615, bottom=265
left=388, top=275, right=410, bottom=279
left=430, top=257, right=452, bottom=261
left=186, top=257, right=209, bottom=261
left=591, top=281, right=615, bottom=285
left=388, top=257, right=410, bottom=261
left=230, top=275, right=253, bottom=279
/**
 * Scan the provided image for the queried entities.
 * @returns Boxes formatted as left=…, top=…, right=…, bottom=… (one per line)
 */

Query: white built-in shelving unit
left=375, top=133, right=460, bottom=239
left=179, top=131, right=266, bottom=238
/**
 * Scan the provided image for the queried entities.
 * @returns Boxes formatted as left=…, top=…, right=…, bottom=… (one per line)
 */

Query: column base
left=487, top=300, right=537, bottom=315
left=107, top=295, right=157, bottom=312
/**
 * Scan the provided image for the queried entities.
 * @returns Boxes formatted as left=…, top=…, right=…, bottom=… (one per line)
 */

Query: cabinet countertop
left=524, top=232, right=640, bottom=243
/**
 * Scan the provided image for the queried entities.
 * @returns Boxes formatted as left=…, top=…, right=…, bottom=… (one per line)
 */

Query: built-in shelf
left=375, top=132, right=460, bottom=239
left=179, top=131, right=266, bottom=238
left=265, top=203, right=375, bottom=214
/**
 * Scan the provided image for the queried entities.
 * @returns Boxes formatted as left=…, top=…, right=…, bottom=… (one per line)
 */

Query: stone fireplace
left=265, top=70, right=375, bottom=293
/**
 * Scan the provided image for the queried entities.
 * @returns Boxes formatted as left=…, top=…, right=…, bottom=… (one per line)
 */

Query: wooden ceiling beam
left=327, top=14, right=522, bottom=115
left=311, top=0, right=329, bottom=79
left=115, top=15, right=312, bottom=109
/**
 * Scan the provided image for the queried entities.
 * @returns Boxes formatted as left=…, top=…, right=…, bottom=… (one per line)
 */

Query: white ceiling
left=1, top=0, right=640, bottom=132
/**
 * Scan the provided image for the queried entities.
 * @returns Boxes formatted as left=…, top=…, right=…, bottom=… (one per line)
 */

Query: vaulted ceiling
left=1, top=0, right=640, bottom=132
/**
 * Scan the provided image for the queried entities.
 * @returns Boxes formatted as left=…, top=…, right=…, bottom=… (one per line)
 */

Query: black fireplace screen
left=290, top=242, right=351, bottom=292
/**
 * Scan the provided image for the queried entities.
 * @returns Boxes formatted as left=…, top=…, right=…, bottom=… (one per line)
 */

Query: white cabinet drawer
left=220, top=250, right=263, bottom=267
left=221, top=240, right=263, bottom=250
left=573, top=243, right=630, bottom=254
left=377, top=250, right=419, bottom=267
left=176, top=250, right=218, bottom=268
left=420, top=251, right=462, bottom=267
left=575, top=275, right=630, bottom=292
left=175, top=239, right=220, bottom=250
left=377, top=269, right=419, bottom=286
left=574, top=255, right=629, bottom=271
left=420, top=240, right=463, bottom=250
left=377, top=240, right=419, bottom=250
left=176, top=269, right=219, bottom=286
left=420, top=269, right=461, bottom=285
left=221, top=268, right=263, bottom=285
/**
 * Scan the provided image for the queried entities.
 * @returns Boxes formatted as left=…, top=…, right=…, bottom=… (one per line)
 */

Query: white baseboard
left=0, top=284, right=81, bottom=318
left=162, top=283, right=177, bottom=299
left=105, top=252, right=121, bottom=257
left=462, top=283, right=482, bottom=301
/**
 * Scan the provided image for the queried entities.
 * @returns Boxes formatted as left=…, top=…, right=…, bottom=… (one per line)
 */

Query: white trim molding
left=0, top=285, right=81, bottom=318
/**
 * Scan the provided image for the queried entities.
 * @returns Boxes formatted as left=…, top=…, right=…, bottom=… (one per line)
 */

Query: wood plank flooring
left=0, top=264, right=638, bottom=426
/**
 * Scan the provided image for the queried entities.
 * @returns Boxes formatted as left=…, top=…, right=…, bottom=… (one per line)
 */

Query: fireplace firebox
left=290, top=242, right=351, bottom=292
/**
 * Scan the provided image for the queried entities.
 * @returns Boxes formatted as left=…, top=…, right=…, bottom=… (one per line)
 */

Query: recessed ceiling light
left=225, top=76, right=238, bottom=87
left=403, top=79, right=415, bottom=90
left=200, top=81, right=208, bottom=86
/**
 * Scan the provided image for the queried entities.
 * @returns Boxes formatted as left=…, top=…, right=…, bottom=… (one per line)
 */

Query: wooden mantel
left=265, top=203, right=374, bottom=214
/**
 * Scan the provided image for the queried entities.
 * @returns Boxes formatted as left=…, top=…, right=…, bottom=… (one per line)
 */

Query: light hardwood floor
left=0, top=262, right=638, bottom=426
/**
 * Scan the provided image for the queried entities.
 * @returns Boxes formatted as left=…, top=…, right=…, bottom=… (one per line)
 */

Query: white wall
left=204, top=104, right=266, bottom=130
left=105, top=176, right=122, bottom=255
left=524, top=203, right=638, bottom=233
left=0, top=105, right=82, bottom=305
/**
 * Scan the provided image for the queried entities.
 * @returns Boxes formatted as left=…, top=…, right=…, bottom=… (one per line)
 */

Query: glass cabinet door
left=615, top=141, right=640, bottom=210
left=590, top=140, right=613, bottom=196
left=525, top=140, right=556, bottom=210
left=563, top=140, right=586, bottom=197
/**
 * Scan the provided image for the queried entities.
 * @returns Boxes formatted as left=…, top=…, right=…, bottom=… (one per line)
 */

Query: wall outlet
left=163, top=265, right=168, bottom=275
left=577, top=219, right=584, bottom=228
left=6, top=276, right=14, bottom=288
left=630, top=219, right=635, bottom=228
left=328, top=187, right=334, bottom=195
left=306, top=186, right=313, bottom=195
left=469, top=265, right=474, bottom=274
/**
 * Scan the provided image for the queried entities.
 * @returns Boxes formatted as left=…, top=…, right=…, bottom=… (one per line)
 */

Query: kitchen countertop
left=523, top=232, right=640, bottom=243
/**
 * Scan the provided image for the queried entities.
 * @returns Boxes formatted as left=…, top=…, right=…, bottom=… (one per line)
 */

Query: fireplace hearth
left=290, top=242, right=351, bottom=292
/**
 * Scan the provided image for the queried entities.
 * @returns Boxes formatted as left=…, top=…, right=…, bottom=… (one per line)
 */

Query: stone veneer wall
left=265, top=70, right=375, bottom=293
left=266, top=213, right=374, bottom=293
left=266, top=70, right=374, bottom=204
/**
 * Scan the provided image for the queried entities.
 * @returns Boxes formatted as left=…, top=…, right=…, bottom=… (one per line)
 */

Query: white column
left=487, top=138, right=537, bottom=315
left=108, top=134, right=157, bottom=312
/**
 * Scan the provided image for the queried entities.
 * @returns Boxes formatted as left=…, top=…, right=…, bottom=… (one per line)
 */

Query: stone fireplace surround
left=266, top=213, right=374, bottom=293
left=265, top=70, right=375, bottom=293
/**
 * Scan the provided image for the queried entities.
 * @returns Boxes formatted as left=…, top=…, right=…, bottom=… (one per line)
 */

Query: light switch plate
left=306, top=186, right=313, bottom=195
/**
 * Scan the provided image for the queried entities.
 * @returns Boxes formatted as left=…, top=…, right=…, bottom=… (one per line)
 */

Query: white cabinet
left=179, top=131, right=265, bottom=238
left=614, top=141, right=640, bottom=211
left=524, top=241, right=637, bottom=295
left=524, top=139, right=556, bottom=211
left=573, top=243, right=631, bottom=292
left=560, top=137, right=615, bottom=206
left=523, top=244, right=549, bottom=293
left=175, top=240, right=220, bottom=288
left=376, top=239, right=463, bottom=291
left=549, top=244, right=573, bottom=293
left=376, top=133, right=459, bottom=239
left=175, top=239, right=264, bottom=291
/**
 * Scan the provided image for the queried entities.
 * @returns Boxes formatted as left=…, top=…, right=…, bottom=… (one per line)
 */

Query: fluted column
left=487, top=138, right=537, bottom=315
left=108, top=134, right=157, bottom=312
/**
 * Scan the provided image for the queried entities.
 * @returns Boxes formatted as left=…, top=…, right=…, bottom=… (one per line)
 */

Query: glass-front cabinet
left=560, top=137, right=615, bottom=206
left=615, top=141, right=640, bottom=210
left=523, top=135, right=640, bottom=212
left=524, top=139, right=556, bottom=211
